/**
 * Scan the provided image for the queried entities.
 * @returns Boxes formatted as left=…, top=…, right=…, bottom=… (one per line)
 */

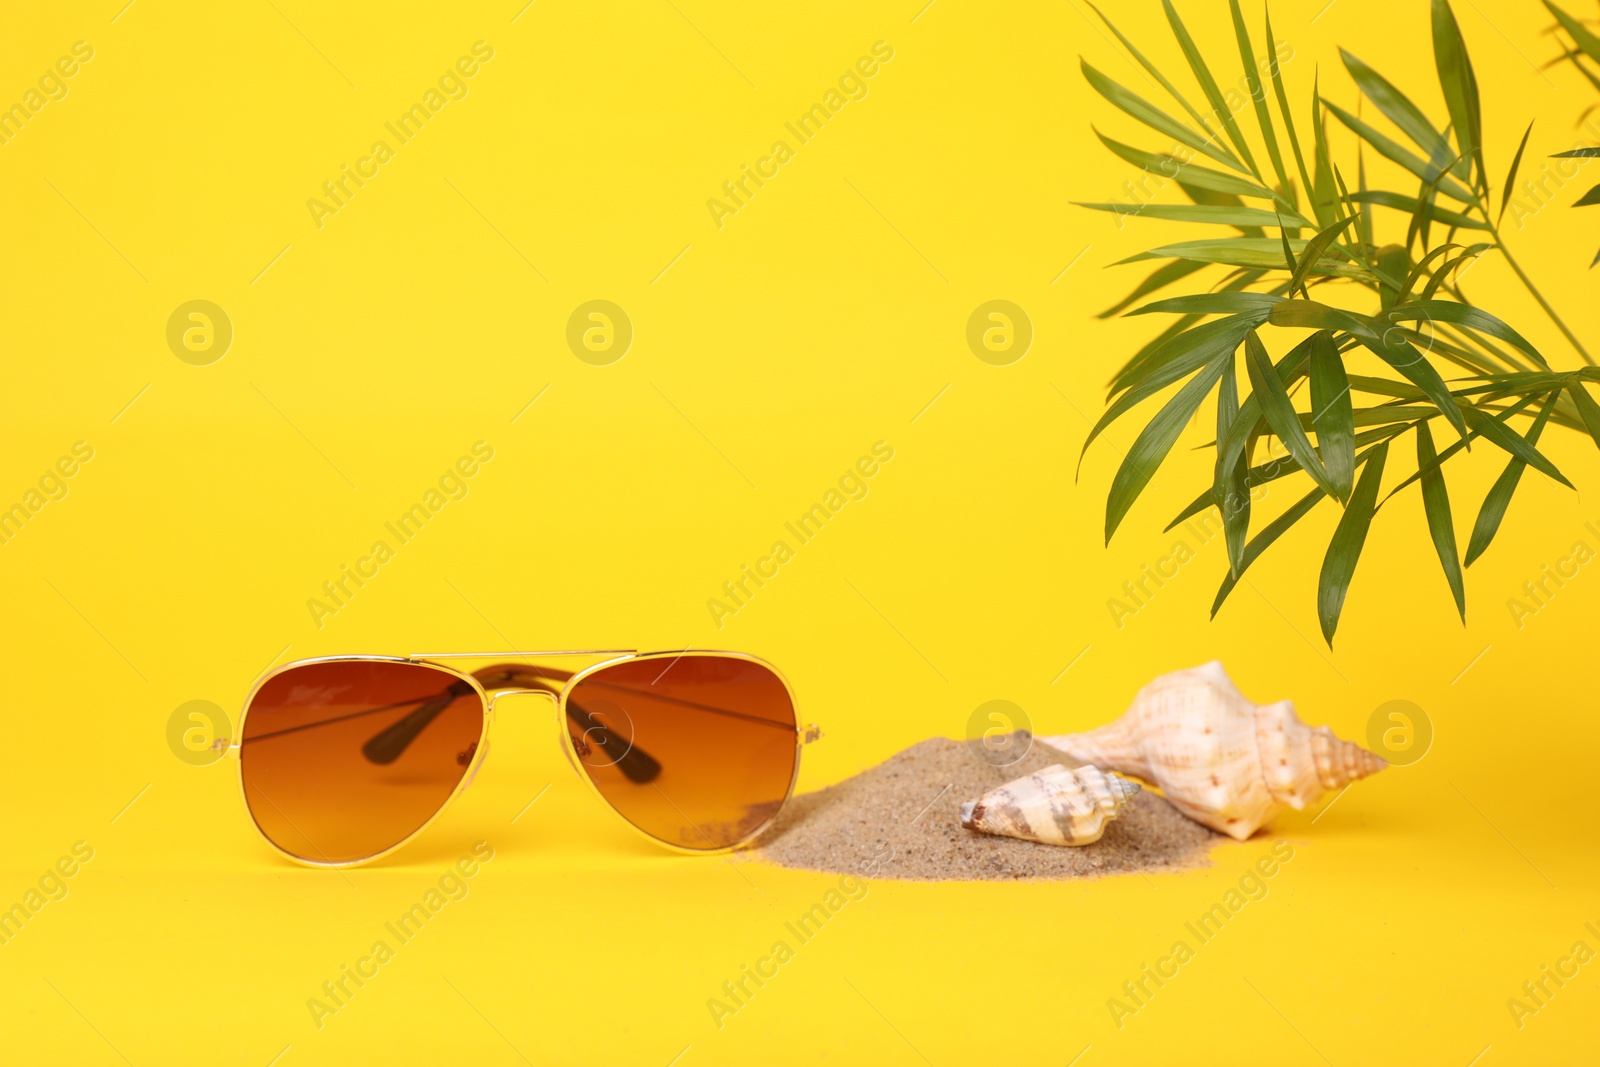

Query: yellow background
left=2, top=0, right=1597, bottom=1062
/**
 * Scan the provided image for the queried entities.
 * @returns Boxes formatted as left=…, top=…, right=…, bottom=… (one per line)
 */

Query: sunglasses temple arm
left=360, top=681, right=475, bottom=765
left=565, top=698, right=662, bottom=783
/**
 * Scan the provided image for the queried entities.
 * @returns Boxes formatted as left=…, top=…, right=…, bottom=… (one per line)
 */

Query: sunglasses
left=225, top=650, right=820, bottom=867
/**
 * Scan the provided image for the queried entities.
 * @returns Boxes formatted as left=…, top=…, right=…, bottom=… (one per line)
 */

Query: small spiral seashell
left=960, top=764, right=1141, bottom=846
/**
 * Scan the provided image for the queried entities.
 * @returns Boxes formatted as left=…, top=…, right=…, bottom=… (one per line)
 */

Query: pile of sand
left=753, top=734, right=1220, bottom=881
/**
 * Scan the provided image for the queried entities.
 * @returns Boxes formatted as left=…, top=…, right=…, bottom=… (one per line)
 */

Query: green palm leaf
left=1264, top=5, right=1315, bottom=218
left=1461, top=402, right=1572, bottom=489
left=1130, top=293, right=1285, bottom=316
left=1318, top=440, right=1390, bottom=643
left=1338, top=49, right=1461, bottom=176
left=1215, top=354, right=1251, bottom=574
left=1106, top=271, right=1269, bottom=391
left=1418, top=247, right=1493, bottom=301
left=1415, top=421, right=1466, bottom=620
left=1211, top=487, right=1324, bottom=616
left=1463, top=392, right=1561, bottom=564
left=1345, top=191, right=1488, bottom=231
left=1267, top=300, right=1470, bottom=440
left=1119, top=237, right=1367, bottom=276
left=1309, top=331, right=1356, bottom=502
left=1432, top=0, right=1484, bottom=191
left=1288, top=217, right=1361, bottom=296
left=1499, top=122, right=1534, bottom=227
left=1172, top=419, right=1414, bottom=533
left=1245, top=330, right=1340, bottom=500
left=1105, top=351, right=1234, bottom=543
left=1321, top=100, right=1476, bottom=202
left=1089, top=3, right=1226, bottom=144
left=1229, top=0, right=1294, bottom=197
left=1082, top=61, right=1247, bottom=173
left=1076, top=202, right=1312, bottom=228
left=1567, top=381, right=1600, bottom=449
left=1378, top=395, right=1544, bottom=504
left=1095, top=131, right=1274, bottom=199
left=1098, top=260, right=1209, bottom=319
left=1081, top=313, right=1264, bottom=473
left=1311, top=78, right=1340, bottom=225
left=1161, top=0, right=1261, bottom=176
left=1216, top=332, right=1315, bottom=463
left=1383, top=301, right=1549, bottom=369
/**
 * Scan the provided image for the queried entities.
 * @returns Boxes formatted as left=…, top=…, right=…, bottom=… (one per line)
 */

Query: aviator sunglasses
left=226, top=650, right=820, bottom=867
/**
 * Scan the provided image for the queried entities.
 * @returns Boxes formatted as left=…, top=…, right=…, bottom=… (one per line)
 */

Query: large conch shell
left=1043, top=661, right=1385, bottom=840
left=960, top=764, right=1141, bottom=846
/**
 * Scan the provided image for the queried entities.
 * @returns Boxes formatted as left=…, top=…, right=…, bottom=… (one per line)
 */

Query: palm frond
left=1080, top=0, right=1598, bottom=643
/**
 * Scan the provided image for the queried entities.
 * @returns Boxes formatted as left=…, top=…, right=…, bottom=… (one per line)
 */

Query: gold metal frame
left=231, top=649, right=819, bottom=869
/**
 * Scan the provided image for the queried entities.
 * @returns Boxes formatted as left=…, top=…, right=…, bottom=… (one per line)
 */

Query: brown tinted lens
left=564, top=655, right=797, bottom=850
left=241, top=660, right=485, bottom=864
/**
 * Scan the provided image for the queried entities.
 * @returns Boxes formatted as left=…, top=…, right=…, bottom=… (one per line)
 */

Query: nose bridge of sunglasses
left=467, top=662, right=571, bottom=697
left=470, top=662, right=565, bottom=719
left=465, top=663, right=663, bottom=784
left=485, top=687, right=559, bottom=713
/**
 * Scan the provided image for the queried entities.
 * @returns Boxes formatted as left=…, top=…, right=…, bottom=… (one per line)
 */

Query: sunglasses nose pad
left=540, top=693, right=579, bottom=774
left=460, top=739, right=490, bottom=789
